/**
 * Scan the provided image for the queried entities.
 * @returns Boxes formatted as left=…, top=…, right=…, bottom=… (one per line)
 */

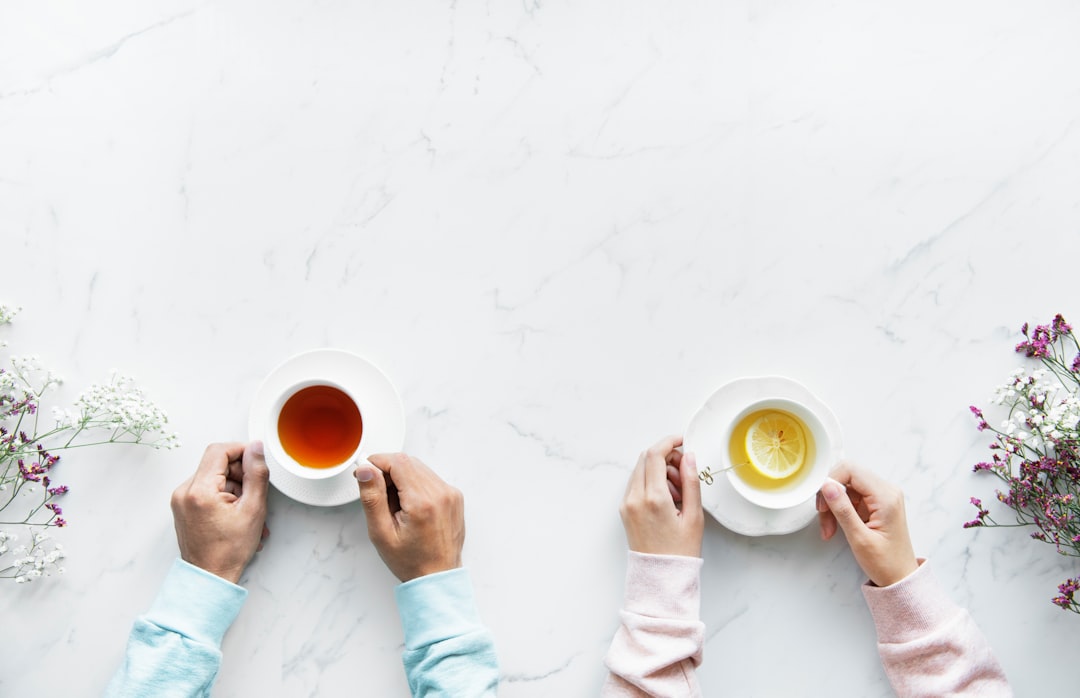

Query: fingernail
left=250, top=440, right=264, bottom=456
left=821, top=481, right=842, bottom=501
left=354, top=466, right=374, bottom=483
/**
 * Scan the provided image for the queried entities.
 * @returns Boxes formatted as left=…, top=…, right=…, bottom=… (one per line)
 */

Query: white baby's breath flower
left=51, top=407, right=77, bottom=429
left=76, top=375, right=174, bottom=443
left=0, top=305, right=20, bottom=325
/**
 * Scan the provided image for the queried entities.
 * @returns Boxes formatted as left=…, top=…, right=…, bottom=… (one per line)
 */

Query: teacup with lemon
left=723, top=397, right=833, bottom=510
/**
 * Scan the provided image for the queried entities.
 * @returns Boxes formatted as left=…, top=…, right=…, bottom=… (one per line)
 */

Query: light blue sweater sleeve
left=104, top=558, right=247, bottom=698
left=395, top=568, right=499, bottom=697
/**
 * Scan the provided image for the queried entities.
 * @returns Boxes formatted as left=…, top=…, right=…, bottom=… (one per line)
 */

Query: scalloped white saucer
left=684, top=376, right=843, bottom=536
left=248, top=349, right=405, bottom=507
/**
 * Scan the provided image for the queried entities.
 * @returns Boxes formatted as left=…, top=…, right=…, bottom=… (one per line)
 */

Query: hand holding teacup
left=817, top=463, right=919, bottom=587
left=355, top=454, right=465, bottom=582
left=170, top=442, right=271, bottom=584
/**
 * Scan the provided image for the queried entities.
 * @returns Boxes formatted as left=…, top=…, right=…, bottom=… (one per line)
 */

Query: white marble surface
left=3, top=0, right=1080, bottom=695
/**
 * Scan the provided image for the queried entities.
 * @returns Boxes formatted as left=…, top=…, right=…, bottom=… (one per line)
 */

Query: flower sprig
left=0, top=305, right=178, bottom=582
left=967, top=313, right=1080, bottom=613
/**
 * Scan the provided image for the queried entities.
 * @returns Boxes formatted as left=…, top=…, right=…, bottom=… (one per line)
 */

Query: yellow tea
left=277, top=385, right=363, bottom=468
left=728, top=408, right=815, bottom=491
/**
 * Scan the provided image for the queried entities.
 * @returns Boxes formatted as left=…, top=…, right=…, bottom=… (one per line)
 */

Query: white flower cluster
left=0, top=366, right=17, bottom=395
left=0, top=304, right=19, bottom=326
left=992, top=367, right=1080, bottom=449
left=76, top=374, right=180, bottom=447
left=9, top=353, right=63, bottom=393
left=0, top=305, right=18, bottom=350
left=0, top=529, right=65, bottom=583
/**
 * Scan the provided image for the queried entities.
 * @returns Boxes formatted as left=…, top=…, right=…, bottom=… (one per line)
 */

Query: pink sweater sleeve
left=602, top=551, right=705, bottom=698
left=862, top=560, right=1012, bottom=697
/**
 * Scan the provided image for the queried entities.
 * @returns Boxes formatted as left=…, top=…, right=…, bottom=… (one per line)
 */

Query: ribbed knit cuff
left=395, top=568, right=483, bottom=650
left=862, top=559, right=958, bottom=644
left=145, top=558, right=248, bottom=648
left=623, top=551, right=703, bottom=620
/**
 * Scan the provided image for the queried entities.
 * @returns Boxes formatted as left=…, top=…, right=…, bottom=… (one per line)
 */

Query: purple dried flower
left=18, top=459, right=42, bottom=482
left=1016, top=323, right=1055, bottom=357
left=1052, top=314, right=1072, bottom=338
left=969, top=406, right=990, bottom=431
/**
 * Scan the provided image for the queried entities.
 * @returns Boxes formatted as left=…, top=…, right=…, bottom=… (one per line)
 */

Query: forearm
left=396, top=568, right=499, bottom=697
left=864, top=560, right=1012, bottom=698
left=104, top=559, right=246, bottom=698
left=602, top=551, right=704, bottom=698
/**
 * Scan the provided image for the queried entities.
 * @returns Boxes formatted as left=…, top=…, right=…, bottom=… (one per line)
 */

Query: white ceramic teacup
left=264, top=379, right=370, bottom=480
left=724, top=397, right=835, bottom=510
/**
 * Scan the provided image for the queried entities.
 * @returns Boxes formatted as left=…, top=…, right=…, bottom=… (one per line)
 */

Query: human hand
left=619, top=435, right=704, bottom=558
left=817, top=462, right=919, bottom=587
left=355, top=453, right=464, bottom=582
left=170, top=442, right=271, bottom=585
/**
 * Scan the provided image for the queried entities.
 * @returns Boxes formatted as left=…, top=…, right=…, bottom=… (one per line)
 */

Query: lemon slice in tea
left=744, top=411, right=806, bottom=479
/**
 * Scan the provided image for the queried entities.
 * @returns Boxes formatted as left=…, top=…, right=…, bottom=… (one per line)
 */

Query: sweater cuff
left=623, top=550, right=703, bottom=620
left=862, top=559, right=958, bottom=644
left=395, top=568, right=484, bottom=651
left=145, top=558, right=248, bottom=648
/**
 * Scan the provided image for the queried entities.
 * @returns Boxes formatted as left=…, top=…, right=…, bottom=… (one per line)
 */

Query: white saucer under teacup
left=248, top=349, right=405, bottom=507
left=684, top=376, right=844, bottom=536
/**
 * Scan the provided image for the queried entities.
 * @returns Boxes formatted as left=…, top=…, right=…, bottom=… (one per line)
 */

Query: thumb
left=680, top=451, right=703, bottom=516
left=820, top=479, right=867, bottom=542
left=241, top=440, right=270, bottom=509
left=355, top=462, right=393, bottom=542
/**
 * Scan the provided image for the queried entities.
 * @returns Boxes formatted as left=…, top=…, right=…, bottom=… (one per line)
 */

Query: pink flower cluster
left=1053, top=578, right=1080, bottom=611
left=968, top=313, right=1080, bottom=613
left=1, top=404, right=70, bottom=529
left=1015, top=314, right=1076, bottom=360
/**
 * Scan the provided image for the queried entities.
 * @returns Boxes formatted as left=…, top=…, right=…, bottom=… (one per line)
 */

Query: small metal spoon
left=697, top=462, right=750, bottom=485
